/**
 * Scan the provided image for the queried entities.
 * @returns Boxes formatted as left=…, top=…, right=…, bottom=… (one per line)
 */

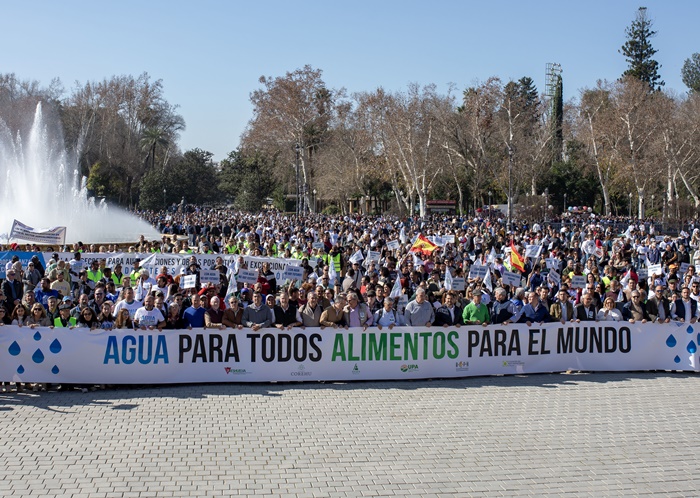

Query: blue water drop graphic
left=49, top=339, right=62, bottom=354
left=33, top=331, right=42, bottom=341
left=16, top=365, right=24, bottom=374
left=687, top=341, right=697, bottom=354
left=666, top=334, right=677, bottom=348
left=51, top=365, right=59, bottom=375
left=32, top=349, right=45, bottom=364
left=687, top=325, right=694, bottom=334
left=8, top=341, right=21, bottom=356
left=674, top=355, right=681, bottom=363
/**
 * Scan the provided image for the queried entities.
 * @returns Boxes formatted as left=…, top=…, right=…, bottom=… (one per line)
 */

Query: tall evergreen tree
left=620, top=7, right=664, bottom=91
left=681, top=53, right=700, bottom=93
left=552, top=75, right=563, bottom=162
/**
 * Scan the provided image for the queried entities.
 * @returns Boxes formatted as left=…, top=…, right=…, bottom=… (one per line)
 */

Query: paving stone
left=0, top=372, right=697, bottom=495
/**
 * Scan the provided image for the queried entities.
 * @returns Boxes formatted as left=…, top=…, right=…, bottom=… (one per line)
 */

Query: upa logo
left=400, top=364, right=419, bottom=373
left=352, top=363, right=361, bottom=375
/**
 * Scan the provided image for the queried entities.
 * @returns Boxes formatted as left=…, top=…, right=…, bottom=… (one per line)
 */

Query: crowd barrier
left=1, top=322, right=697, bottom=384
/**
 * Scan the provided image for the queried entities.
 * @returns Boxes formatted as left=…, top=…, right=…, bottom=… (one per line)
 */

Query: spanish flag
left=509, top=242, right=525, bottom=273
left=410, top=234, right=438, bottom=255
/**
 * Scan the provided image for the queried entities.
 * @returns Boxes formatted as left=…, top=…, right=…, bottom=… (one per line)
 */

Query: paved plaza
left=0, top=372, right=697, bottom=497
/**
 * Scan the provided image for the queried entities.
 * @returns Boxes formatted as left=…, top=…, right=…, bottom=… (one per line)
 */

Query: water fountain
left=0, top=103, right=161, bottom=244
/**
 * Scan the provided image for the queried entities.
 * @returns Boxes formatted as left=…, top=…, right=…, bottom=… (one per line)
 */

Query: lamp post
left=651, top=194, right=655, bottom=211
left=163, top=188, right=166, bottom=209
left=313, top=188, right=317, bottom=213
left=543, top=188, right=549, bottom=223
left=507, top=146, right=513, bottom=231
left=563, top=193, right=567, bottom=214
left=294, top=143, right=301, bottom=216
left=487, top=190, right=492, bottom=220
left=628, top=192, right=633, bottom=218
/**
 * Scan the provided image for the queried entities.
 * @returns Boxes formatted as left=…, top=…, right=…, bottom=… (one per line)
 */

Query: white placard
left=200, top=269, right=220, bottom=284
left=181, top=275, right=197, bottom=289
left=309, top=257, right=319, bottom=268
left=468, top=265, right=488, bottom=280
left=637, top=268, right=648, bottom=279
left=451, top=277, right=465, bottom=291
left=648, top=264, right=662, bottom=276
left=502, top=271, right=521, bottom=288
left=680, top=262, right=690, bottom=275
left=368, top=251, right=381, bottom=262
left=312, top=242, right=325, bottom=250
left=237, top=269, right=259, bottom=285
left=548, top=269, right=561, bottom=284
left=283, top=266, right=305, bottom=281
left=570, top=275, right=586, bottom=289
left=545, top=258, right=559, bottom=270
left=386, top=240, right=400, bottom=250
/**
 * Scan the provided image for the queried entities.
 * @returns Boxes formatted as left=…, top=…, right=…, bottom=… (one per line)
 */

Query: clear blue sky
left=2, top=0, right=697, bottom=161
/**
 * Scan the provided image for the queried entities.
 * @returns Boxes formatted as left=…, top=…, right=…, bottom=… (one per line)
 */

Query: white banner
left=0, top=323, right=697, bottom=383
left=11, top=220, right=66, bottom=245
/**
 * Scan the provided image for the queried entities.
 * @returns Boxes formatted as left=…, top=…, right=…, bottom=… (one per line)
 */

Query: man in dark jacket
left=434, top=292, right=463, bottom=327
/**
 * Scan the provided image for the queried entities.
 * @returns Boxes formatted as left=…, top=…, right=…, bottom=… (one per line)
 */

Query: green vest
left=54, top=316, right=77, bottom=327
left=87, top=269, right=103, bottom=283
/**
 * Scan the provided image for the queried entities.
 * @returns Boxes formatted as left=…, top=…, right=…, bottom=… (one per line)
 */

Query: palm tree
left=140, top=127, right=169, bottom=171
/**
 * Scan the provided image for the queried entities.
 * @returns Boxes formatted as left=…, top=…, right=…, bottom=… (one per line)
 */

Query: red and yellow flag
left=410, top=234, right=438, bottom=255
left=509, top=242, right=525, bottom=273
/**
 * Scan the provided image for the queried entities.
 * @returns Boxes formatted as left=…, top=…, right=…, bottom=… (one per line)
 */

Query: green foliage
left=86, top=161, right=124, bottom=203
left=139, top=148, right=219, bottom=210
left=542, top=141, right=600, bottom=212
left=681, top=53, right=700, bottom=93
left=322, top=205, right=340, bottom=215
left=620, top=7, right=664, bottom=91
left=218, top=148, right=277, bottom=211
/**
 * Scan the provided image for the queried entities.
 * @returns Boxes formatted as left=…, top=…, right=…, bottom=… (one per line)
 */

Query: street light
left=628, top=192, right=633, bottom=218
left=651, top=194, right=655, bottom=211
left=563, top=193, right=567, bottom=213
left=543, top=188, right=549, bottom=222
left=313, top=188, right=317, bottom=213
left=163, top=188, right=166, bottom=209
left=487, top=191, right=492, bottom=220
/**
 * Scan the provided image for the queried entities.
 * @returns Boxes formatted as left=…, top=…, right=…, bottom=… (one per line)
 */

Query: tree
left=241, top=65, right=341, bottom=209
left=218, top=149, right=278, bottom=211
left=620, top=7, right=664, bottom=91
left=140, top=127, right=169, bottom=171
left=681, top=53, right=700, bottom=93
left=552, top=75, right=564, bottom=162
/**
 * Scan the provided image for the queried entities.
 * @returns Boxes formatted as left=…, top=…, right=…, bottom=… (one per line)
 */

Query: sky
left=2, top=0, right=698, bottom=162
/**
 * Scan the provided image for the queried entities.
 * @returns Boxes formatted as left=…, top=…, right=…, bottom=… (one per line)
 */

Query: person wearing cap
left=53, top=304, right=77, bottom=328
left=86, top=260, right=103, bottom=288
left=462, top=291, right=490, bottom=326
left=128, top=258, right=142, bottom=286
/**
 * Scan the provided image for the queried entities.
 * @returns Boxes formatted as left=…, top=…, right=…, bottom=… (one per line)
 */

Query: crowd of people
left=3, top=207, right=700, bottom=392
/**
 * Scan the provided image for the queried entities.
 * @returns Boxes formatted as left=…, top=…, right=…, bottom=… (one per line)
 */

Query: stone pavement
left=0, top=372, right=697, bottom=497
